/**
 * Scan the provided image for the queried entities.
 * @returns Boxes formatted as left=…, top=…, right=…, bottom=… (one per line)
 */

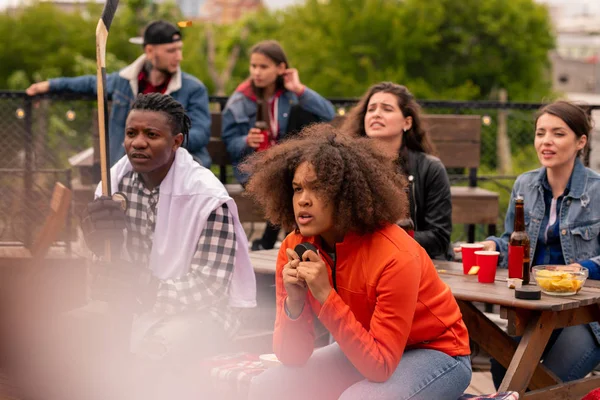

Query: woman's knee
left=340, top=351, right=471, bottom=400
left=248, top=365, right=297, bottom=400
left=544, top=324, right=600, bottom=381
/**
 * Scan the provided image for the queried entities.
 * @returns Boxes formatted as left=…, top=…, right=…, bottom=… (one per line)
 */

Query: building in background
left=539, top=0, right=600, bottom=94
left=537, top=0, right=600, bottom=171
left=177, top=0, right=206, bottom=18
left=197, top=0, right=263, bottom=23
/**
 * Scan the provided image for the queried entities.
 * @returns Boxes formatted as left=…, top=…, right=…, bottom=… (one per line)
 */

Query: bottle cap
left=515, top=286, right=541, bottom=300
left=507, top=278, right=523, bottom=289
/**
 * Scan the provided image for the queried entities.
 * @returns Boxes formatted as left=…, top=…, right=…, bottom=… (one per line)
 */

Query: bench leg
left=488, top=224, right=497, bottom=237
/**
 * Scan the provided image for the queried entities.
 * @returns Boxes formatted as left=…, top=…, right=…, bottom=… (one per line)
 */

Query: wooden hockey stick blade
left=95, top=0, right=119, bottom=196
left=95, top=0, right=119, bottom=260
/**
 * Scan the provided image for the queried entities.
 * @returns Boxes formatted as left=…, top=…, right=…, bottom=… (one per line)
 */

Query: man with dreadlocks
left=74, top=93, right=256, bottom=398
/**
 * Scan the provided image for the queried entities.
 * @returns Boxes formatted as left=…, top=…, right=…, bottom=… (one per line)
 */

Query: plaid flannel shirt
left=118, top=171, right=239, bottom=335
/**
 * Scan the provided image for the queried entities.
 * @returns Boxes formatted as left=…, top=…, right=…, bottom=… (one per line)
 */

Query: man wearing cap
left=26, top=20, right=212, bottom=167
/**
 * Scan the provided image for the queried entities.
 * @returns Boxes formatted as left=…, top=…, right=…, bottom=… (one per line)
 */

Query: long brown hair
left=342, top=82, right=436, bottom=172
left=249, top=40, right=288, bottom=100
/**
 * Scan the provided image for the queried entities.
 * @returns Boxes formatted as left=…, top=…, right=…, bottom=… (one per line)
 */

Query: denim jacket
left=49, top=55, right=212, bottom=167
left=489, top=158, right=600, bottom=343
left=221, top=86, right=335, bottom=184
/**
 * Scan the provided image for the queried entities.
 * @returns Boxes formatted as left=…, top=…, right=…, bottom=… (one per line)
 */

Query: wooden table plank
left=444, top=276, right=600, bottom=311
left=248, top=251, right=600, bottom=311
left=250, top=253, right=600, bottom=289
left=524, top=375, right=600, bottom=400
left=504, top=304, right=600, bottom=336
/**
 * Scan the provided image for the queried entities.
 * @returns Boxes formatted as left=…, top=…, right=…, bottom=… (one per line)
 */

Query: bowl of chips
left=532, top=265, right=588, bottom=296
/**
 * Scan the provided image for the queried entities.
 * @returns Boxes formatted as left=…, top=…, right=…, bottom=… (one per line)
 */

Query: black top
left=403, top=149, right=453, bottom=259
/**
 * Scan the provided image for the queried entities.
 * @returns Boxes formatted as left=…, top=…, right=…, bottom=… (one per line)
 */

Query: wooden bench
left=423, top=115, right=499, bottom=242
left=209, top=113, right=499, bottom=241
left=0, top=182, right=73, bottom=262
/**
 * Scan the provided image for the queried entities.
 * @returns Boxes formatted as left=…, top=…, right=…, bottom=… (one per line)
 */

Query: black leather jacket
left=403, top=149, right=452, bottom=259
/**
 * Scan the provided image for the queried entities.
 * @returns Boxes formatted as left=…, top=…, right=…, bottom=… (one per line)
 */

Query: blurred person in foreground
left=242, top=125, right=471, bottom=400
left=5, top=93, right=256, bottom=400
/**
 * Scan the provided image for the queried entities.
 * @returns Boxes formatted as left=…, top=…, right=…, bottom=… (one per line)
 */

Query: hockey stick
left=96, top=0, right=119, bottom=259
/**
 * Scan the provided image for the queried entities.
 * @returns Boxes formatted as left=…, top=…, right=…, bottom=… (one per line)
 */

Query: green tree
left=0, top=0, right=182, bottom=89
left=0, top=3, right=97, bottom=88
left=397, top=0, right=555, bottom=101
left=267, top=0, right=554, bottom=101
left=180, top=10, right=283, bottom=96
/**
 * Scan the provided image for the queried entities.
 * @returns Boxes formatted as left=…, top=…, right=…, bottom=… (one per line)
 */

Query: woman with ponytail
left=222, top=40, right=335, bottom=250
left=342, top=82, right=452, bottom=259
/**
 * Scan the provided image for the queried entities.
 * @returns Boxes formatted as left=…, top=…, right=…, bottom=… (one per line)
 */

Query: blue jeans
left=491, top=323, right=600, bottom=389
left=249, top=343, right=472, bottom=400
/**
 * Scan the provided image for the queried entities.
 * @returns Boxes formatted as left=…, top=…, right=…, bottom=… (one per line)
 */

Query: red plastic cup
left=475, top=250, right=499, bottom=283
left=257, top=129, right=272, bottom=152
left=461, top=243, right=485, bottom=274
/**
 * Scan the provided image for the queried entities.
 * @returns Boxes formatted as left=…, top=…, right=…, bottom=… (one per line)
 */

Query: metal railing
left=1, top=90, right=598, bottom=245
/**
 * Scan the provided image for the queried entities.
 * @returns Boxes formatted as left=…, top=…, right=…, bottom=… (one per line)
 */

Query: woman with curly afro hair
left=243, top=124, right=471, bottom=400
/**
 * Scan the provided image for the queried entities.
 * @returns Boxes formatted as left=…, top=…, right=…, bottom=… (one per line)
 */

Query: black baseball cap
left=142, top=20, right=182, bottom=46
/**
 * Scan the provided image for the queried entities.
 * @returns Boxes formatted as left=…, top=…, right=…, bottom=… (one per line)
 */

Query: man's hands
left=282, top=246, right=332, bottom=318
left=26, top=81, right=50, bottom=96
left=80, top=196, right=127, bottom=258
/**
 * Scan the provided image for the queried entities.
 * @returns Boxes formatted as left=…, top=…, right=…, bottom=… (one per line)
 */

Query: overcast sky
left=0, top=0, right=302, bottom=10
left=0, top=0, right=598, bottom=15
left=536, top=0, right=600, bottom=16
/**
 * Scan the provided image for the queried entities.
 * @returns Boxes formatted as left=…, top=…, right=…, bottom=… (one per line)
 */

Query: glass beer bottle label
left=508, top=245, right=524, bottom=279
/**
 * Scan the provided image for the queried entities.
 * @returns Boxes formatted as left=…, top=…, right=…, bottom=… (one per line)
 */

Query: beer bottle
left=508, top=196, right=530, bottom=284
left=255, top=99, right=271, bottom=151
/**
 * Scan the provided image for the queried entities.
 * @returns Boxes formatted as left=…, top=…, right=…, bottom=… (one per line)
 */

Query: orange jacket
left=273, top=224, right=470, bottom=382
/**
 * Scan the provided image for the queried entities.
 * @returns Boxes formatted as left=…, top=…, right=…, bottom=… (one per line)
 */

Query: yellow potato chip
left=536, top=270, right=556, bottom=278
left=536, top=277, right=553, bottom=290
left=468, top=266, right=480, bottom=275
left=177, top=21, right=192, bottom=27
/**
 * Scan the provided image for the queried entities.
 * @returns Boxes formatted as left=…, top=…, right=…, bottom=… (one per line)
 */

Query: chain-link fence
left=0, top=92, right=97, bottom=249
left=1, top=92, right=599, bottom=248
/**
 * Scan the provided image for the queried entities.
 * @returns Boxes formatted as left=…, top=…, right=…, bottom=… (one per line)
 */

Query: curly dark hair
left=341, top=82, right=436, bottom=174
left=240, top=124, right=409, bottom=235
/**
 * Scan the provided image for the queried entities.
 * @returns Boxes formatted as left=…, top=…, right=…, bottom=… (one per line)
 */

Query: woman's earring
left=403, top=128, right=407, bottom=133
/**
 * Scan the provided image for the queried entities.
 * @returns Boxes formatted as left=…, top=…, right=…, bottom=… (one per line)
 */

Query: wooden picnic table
left=248, top=250, right=600, bottom=399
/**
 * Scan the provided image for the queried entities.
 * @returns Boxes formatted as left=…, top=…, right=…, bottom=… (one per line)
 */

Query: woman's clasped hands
left=283, top=247, right=332, bottom=318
